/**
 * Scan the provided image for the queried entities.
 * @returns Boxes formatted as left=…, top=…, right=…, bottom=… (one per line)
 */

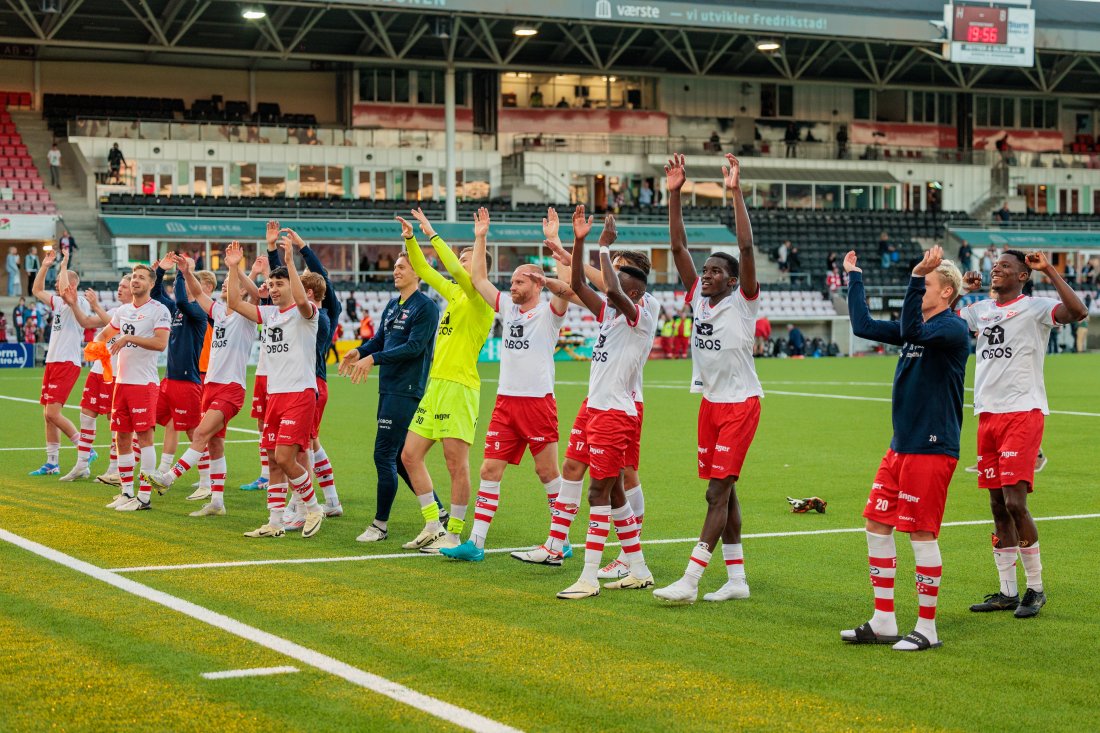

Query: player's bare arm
left=666, top=153, right=697, bottom=287
left=1025, top=251, right=1088, bottom=324
left=280, top=233, right=313, bottom=319
left=82, top=289, right=112, bottom=327
left=31, top=248, right=57, bottom=305
left=265, top=219, right=280, bottom=254
left=110, top=327, right=168, bottom=355
left=470, top=206, right=499, bottom=306
left=568, top=205, right=605, bottom=318
left=724, top=154, right=758, bottom=298
left=179, top=253, right=215, bottom=313
left=225, top=242, right=260, bottom=323
left=598, top=214, right=639, bottom=323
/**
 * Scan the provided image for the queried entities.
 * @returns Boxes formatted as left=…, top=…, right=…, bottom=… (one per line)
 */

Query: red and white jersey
left=205, top=300, right=256, bottom=388
left=90, top=306, right=120, bottom=376
left=495, top=294, right=566, bottom=398
left=587, top=293, right=659, bottom=416
left=258, top=303, right=318, bottom=394
left=110, top=299, right=172, bottom=385
left=45, top=294, right=90, bottom=366
left=960, top=294, right=1062, bottom=415
left=687, top=280, right=764, bottom=404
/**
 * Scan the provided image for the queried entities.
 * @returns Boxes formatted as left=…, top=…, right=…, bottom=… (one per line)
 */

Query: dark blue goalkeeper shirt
left=357, top=290, right=437, bottom=399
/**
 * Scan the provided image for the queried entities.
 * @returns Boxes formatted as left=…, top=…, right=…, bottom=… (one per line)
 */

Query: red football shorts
left=261, top=390, right=316, bottom=452
left=585, top=408, right=639, bottom=481
left=311, top=377, right=328, bottom=440
left=484, top=394, right=559, bottom=465
left=40, top=361, right=81, bottom=405
left=250, top=375, right=268, bottom=419
left=201, top=381, right=246, bottom=437
left=977, top=410, right=1045, bottom=492
left=627, top=401, right=644, bottom=470
left=697, top=397, right=761, bottom=480
left=80, top=371, right=114, bottom=415
left=156, top=378, right=203, bottom=430
left=111, top=382, right=159, bottom=433
left=565, top=399, right=591, bottom=465
left=864, top=450, right=957, bottom=537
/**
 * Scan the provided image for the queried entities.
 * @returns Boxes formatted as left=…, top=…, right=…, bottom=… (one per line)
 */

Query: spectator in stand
left=836, top=124, right=849, bottom=159
left=708, top=131, right=721, bottom=151
left=787, top=324, right=805, bottom=356
left=13, top=297, right=28, bottom=333
left=47, top=143, right=62, bottom=188
left=825, top=264, right=845, bottom=293
left=1082, top=259, right=1096, bottom=286
left=754, top=315, right=772, bottom=357
left=24, top=246, right=39, bottom=296
left=529, top=86, right=544, bottom=108
left=58, top=231, right=77, bottom=268
left=555, top=97, right=569, bottom=109
left=826, top=251, right=839, bottom=272
left=345, top=294, right=358, bottom=322
left=358, top=311, right=375, bottom=345
left=639, top=180, right=654, bottom=206
left=785, top=122, right=799, bottom=158
left=777, top=240, right=790, bottom=273
left=660, top=311, right=675, bottom=358
left=375, top=251, right=395, bottom=283
left=359, top=252, right=372, bottom=279
left=958, top=241, right=974, bottom=272
left=981, top=246, right=996, bottom=279
left=1065, top=260, right=1077, bottom=285
left=23, top=319, right=36, bottom=344
left=788, top=245, right=802, bottom=278
left=677, top=307, right=693, bottom=359
left=107, top=142, right=126, bottom=183
left=0, top=310, right=6, bottom=342
left=1077, top=294, right=1092, bottom=353
left=6, top=246, right=20, bottom=297
left=193, top=249, right=205, bottom=272
left=878, top=231, right=895, bottom=268
left=995, top=203, right=1011, bottom=223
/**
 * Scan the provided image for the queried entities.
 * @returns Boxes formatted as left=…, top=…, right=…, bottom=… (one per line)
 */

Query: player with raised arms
left=439, top=207, right=574, bottom=562
left=99, top=263, right=172, bottom=511
left=841, top=246, right=969, bottom=651
left=556, top=207, right=657, bottom=600
left=653, top=153, right=763, bottom=604
left=959, top=250, right=1087, bottom=619
left=143, top=251, right=259, bottom=516
left=396, top=208, right=495, bottom=554
left=225, top=238, right=325, bottom=539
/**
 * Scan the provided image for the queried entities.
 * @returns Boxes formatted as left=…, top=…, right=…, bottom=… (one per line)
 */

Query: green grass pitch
left=1, top=354, right=1098, bottom=731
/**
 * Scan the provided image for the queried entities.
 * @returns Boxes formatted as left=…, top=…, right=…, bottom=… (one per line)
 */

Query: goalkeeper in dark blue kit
left=340, top=251, right=444, bottom=542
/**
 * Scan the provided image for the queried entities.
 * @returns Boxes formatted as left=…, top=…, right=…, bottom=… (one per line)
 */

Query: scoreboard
left=944, top=2, right=1035, bottom=68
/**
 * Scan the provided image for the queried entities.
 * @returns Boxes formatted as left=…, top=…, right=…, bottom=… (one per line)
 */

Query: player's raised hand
left=177, top=253, right=194, bottom=273
left=598, top=213, right=618, bottom=247
left=395, top=216, right=414, bottom=240
left=250, top=255, right=269, bottom=278
left=524, top=268, right=547, bottom=288
left=962, top=271, right=983, bottom=292
left=544, top=238, right=572, bottom=266
left=1025, top=251, right=1050, bottom=271
left=542, top=207, right=560, bottom=240
left=265, top=220, right=281, bottom=247
left=338, top=348, right=360, bottom=377
left=473, top=207, right=490, bottom=238
left=84, top=288, right=99, bottom=305
left=665, top=153, right=687, bottom=192
left=410, top=208, right=436, bottom=238
left=722, top=153, right=742, bottom=191
left=912, top=245, right=944, bottom=276
left=279, top=232, right=295, bottom=261
left=280, top=228, right=306, bottom=250
left=843, top=250, right=861, bottom=274
left=223, top=241, right=243, bottom=268
left=42, top=248, right=57, bottom=267
left=59, top=246, right=70, bottom=265
left=572, top=204, right=593, bottom=240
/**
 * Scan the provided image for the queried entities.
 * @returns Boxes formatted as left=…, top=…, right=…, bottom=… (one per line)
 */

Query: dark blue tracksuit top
left=269, top=245, right=340, bottom=382
left=847, top=272, right=970, bottom=458
left=357, top=290, right=438, bottom=399
left=153, top=266, right=205, bottom=383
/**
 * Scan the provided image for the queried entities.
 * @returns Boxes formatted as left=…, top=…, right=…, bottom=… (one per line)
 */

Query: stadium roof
left=0, top=0, right=1098, bottom=96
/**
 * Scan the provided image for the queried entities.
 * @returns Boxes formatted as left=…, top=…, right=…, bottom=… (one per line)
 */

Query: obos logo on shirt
left=981, top=324, right=1012, bottom=359
left=695, top=321, right=721, bottom=350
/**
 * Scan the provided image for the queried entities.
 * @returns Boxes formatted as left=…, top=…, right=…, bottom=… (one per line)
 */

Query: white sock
left=46, top=442, right=60, bottom=465
left=158, top=452, right=174, bottom=474
left=1019, top=544, right=1043, bottom=592
left=993, top=546, right=1019, bottom=597
left=722, top=543, right=746, bottom=582
left=683, top=543, right=712, bottom=590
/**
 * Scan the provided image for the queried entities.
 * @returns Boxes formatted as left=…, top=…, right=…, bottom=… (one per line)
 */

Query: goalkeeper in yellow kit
left=396, top=208, right=495, bottom=554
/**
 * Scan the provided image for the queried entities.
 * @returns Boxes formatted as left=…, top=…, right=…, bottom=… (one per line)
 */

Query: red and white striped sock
left=470, top=480, right=500, bottom=549
left=209, top=456, right=227, bottom=507
left=267, top=482, right=288, bottom=527
left=684, top=543, right=712, bottom=588
left=259, top=444, right=269, bottom=481
left=76, top=413, right=97, bottom=467
left=615, top=483, right=645, bottom=563
left=290, top=469, right=319, bottom=510
left=912, top=539, right=942, bottom=644
left=546, top=478, right=582, bottom=554
left=722, top=542, right=746, bottom=581
left=117, top=450, right=135, bottom=498
left=542, top=476, right=560, bottom=512
left=1019, top=544, right=1043, bottom=592
left=198, top=451, right=211, bottom=488
left=580, top=505, right=611, bottom=585
left=993, top=544, right=1019, bottom=596
left=107, top=436, right=118, bottom=474
left=313, top=446, right=338, bottom=504
left=867, top=531, right=897, bottom=635
left=611, top=504, right=649, bottom=579
left=138, top=445, right=156, bottom=502
left=131, top=438, right=140, bottom=459
left=171, top=447, right=204, bottom=482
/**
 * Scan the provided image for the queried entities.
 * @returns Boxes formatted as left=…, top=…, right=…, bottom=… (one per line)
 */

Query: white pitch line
left=0, top=528, right=522, bottom=733
left=0, top=393, right=260, bottom=435
left=108, top=513, right=1100, bottom=574
left=201, top=666, right=299, bottom=680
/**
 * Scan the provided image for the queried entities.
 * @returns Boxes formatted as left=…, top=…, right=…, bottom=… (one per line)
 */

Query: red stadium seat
left=14, top=168, right=26, bottom=178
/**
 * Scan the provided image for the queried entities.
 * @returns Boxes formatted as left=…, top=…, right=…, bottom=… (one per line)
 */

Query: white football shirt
left=205, top=301, right=256, bottom=388
left=45, top=294, right=90, bottom=366
left=110, top=299, right=172, bottom=385
left=496, top=294, right=566, bottom=398
left=960, top=294, right=1062, bottom=415
left=91, top=306, right=120, bottom=376
left=587, top=293, right=659, bottom=416
left=258, top=303, right=318, bottom=394
left=687, top=280, right=765, bottom=404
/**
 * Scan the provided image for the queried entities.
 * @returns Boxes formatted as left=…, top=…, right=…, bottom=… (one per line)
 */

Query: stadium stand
left=0, top=94, right=58, bottom=216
